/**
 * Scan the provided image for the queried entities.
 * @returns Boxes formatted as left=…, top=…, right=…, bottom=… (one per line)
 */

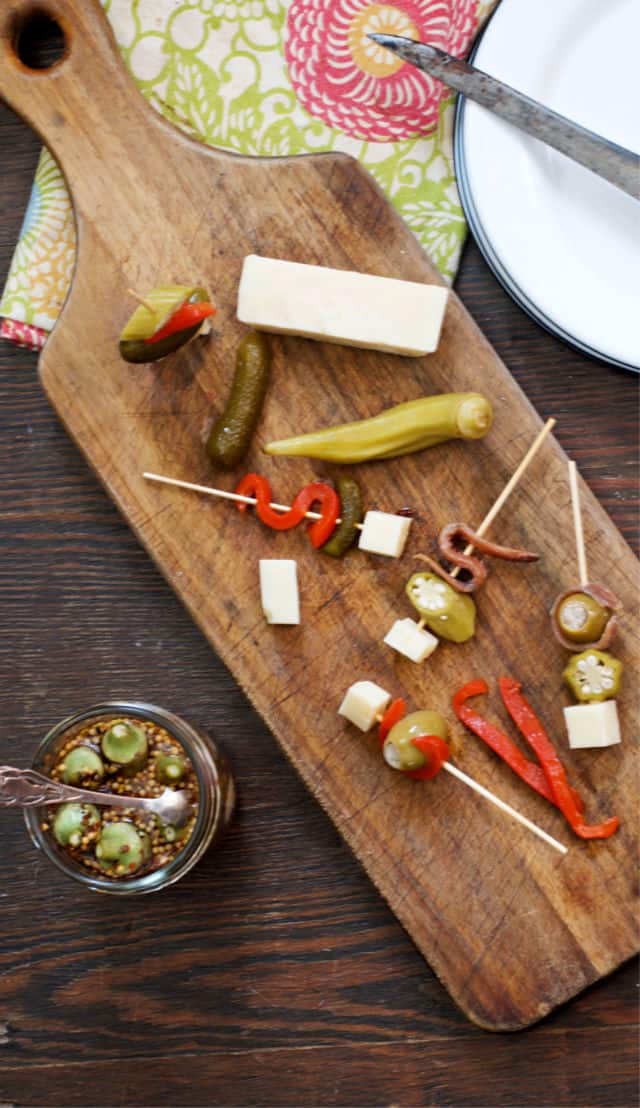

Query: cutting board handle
left=0, top=0, right=174, bottom=207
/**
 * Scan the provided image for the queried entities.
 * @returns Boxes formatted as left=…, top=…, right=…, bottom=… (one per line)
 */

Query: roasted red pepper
left=378, top=698, right=407, bottom=744
left=234, top=474, right=339, bottom=547
left=144, top=301, right=215, bottom=344
left=498, top=677, right=619, bottom=840
left=404, top=735, right=450, bottom=780
left=453, top=680, right=557, bottom=805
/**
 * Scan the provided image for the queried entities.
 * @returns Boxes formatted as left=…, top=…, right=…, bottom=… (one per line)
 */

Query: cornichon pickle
left=320, top=476, right=363, bottom=557
left=406, top=571, right=476, bottom=643
left=119, top=286, right=211, bottom=364
left=384, top=710, right=449, bottom=772
left=563, top=650, right=623, bottom=702
left=263, top=393, right=493, bottom=463
left=206, top=331, right=271, bottom=467
left=555, top=592, right=609, bottom=644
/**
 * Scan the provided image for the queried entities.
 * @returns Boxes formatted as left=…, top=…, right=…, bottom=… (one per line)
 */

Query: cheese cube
left=338, top=681, right=391, bottom=732
left=563, top=701, right=621, bottom=750
left=358, top=510, right=412, bottom=558
left=237, top=254, right=448, bottom=356
left=384, top=618, right=438, bottom=663
left=259, top=559, right=300, bottom=625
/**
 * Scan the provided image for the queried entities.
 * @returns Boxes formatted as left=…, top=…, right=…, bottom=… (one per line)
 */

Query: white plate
left=454, top=0, right=640, bottom=371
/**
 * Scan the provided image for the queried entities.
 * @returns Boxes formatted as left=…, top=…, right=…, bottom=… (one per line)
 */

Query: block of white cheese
left=259, top=559, right=300, bottom=625
left=237, top=254, right=448, bottom=356
left=563, top=701, right=621, bottom=750
left=338, top=681, right=391, bottom=732
left=358, top=510, right=412, bottom=558
left=384, top=618, right=438, bottom=663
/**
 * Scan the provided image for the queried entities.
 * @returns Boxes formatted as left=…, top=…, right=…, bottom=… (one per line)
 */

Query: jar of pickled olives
left=24, top=701, right=235, bottom=895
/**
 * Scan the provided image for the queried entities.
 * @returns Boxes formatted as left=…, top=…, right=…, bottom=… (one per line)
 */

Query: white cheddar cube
left=384, top=618, right=439, bottom=663
left=237, top=254, right=448, bottom=356
left=338, top=681, right=391, bottom=732
left=259, top=559, right=300, bottom=625
left=358, top=511, right=412, bottom=558
left=563, top=701, right=621, bottom=750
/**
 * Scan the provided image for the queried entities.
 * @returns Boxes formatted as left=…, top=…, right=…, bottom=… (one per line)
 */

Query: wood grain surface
left=0, top=4, right=638, bottom=1104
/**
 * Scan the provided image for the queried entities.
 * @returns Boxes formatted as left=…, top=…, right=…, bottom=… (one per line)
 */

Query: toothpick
left=373, top=709, right=566, bottom=854
left=143, top=471, right=363, bottom=528
left=568, top=459, right=588, bottom=588
left=449, top=418, right=556, bottom=578
left=127, top=288, right=155, bottom=313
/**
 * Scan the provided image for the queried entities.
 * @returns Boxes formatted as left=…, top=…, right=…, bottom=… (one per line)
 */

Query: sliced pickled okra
left=119, top=285, right=213, bottom=364
left=563, top=650, right=623, bottom=703
left=405, top=572, right=476, bottom=643
left=53, top=802, right=101, bottom=848
left=101, top=720, right=148, bottom=771
left=61, top=745, right=104, bottom=785
left=206, top=331, right=271, bottom=468
left=95, top=821, right=151, bottom=874
left=155, top=753, right=187, bottom=785
left=321, top=476, right=363, bottom=557
left=383, top=710, right=449, bottom=772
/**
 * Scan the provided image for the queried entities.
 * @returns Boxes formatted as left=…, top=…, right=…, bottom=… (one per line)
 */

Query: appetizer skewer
left=338, top=681, right=568, bottom=855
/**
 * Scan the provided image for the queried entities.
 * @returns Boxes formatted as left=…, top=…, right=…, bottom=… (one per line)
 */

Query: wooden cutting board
left=2, top=0, right=637, bottom=1031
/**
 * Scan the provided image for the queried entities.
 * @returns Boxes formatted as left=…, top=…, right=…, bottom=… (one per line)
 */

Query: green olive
left=384, top=710, right=449, bottom=772
left=555, top=592, right=609, bottom=644
left=155, top=754, right=187, bottom=785
left=95, top=822, right=151, bottom=875
left=101, top=720, right=148, bottom=771
left=53, top=802, right=101, bottom=848
left=61, top=746, right=104, bottom=786
left=563, top=650, right=623, bottom=702
left=405, top=572, right=476, bottom=643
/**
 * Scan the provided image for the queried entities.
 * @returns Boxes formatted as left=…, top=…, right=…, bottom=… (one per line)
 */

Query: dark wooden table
left=0, top=94, right=637, bottom=1108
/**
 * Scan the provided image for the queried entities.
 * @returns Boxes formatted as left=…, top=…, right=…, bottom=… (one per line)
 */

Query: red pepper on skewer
left=378, top=698, right=407, bottom=744
left=498, top=677, right=619, bottom=840
left=144, top=301, right=216, bottom=344
left=403, top=735, right=450, bottom=780
left=234, top=474, right=339, bottom=548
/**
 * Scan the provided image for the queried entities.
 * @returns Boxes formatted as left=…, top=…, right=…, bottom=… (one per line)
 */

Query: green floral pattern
left=1, top=1, right=497, bottom=335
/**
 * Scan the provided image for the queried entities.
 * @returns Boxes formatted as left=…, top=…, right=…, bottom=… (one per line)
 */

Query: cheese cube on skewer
left=384, top=618, right=439, bottom=663
left=259, top=559, right=300, bottom=625
left=237, top=255, right=449, bottom=356
left=358, top=510, right=412, bottom=558
left=338, top=681, right=391, bottom=732
left=563, top=701, right=621, bottom=750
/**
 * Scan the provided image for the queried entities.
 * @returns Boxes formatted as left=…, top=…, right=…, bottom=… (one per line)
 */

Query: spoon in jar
left=0, top=766, right=192, bottom=827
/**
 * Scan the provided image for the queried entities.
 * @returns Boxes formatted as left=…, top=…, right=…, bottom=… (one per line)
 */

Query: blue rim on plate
left=453, top=13, right=638, bottom=375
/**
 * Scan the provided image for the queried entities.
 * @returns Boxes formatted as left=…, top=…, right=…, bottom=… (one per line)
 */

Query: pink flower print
left=285, top=0, right=478, bottom=142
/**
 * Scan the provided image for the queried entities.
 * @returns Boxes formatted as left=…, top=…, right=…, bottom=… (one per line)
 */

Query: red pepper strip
left=453, top=680, right=558, bottom=805
left=234, top=474, right=305, bottom=530
left=291, top=482, right=340, bottom=548
left=403, top=735, right=450, bottom=781
left=499, top=677, right=619, bottom=840
left=378, top=698, right=407, bottom=746
left=144, top=302, right=215, bottom=344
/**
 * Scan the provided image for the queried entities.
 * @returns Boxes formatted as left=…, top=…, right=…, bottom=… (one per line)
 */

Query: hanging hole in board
left=13, top=11, right=67, bottom=70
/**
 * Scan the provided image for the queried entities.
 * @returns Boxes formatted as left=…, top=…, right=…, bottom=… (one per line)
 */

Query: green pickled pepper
left=405, top=572, right=476, bottom=643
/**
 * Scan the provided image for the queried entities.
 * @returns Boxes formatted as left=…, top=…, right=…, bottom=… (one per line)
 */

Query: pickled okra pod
left=101, top=720, right=148, bottom=771
left=61, top=746, right=105, bottom=785
left=563, top=650, right=623, bottom=703
left=119, top=285, right=215, bottom=363
left=263, top=392, right=493, bottom=463
left=53, top=802, right=101, bottom=848
left=95, top=821, right=151, bottom=874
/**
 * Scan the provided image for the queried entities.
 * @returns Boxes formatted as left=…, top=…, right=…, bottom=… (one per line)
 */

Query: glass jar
left=24, top=701, right=235, bottom=895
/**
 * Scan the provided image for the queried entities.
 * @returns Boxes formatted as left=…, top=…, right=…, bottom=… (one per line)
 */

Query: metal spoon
left=0, top=765, right=192, bottom=827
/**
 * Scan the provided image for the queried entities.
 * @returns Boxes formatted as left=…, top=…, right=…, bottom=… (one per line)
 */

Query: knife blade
left=368, top=34, right=639, bottom=200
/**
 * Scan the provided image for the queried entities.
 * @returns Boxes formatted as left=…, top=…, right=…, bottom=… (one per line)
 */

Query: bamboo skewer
left=127, top=287, right=155, bottom=313
left=143, top=471, right=363, bottom=528
left=568, top=459, right=588, bottom=587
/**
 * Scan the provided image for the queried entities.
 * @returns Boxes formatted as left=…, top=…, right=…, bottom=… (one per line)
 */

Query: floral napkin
left=0, top=0, right=497, bottom=350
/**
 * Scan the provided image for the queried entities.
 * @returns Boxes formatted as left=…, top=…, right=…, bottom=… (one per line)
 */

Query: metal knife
left=368, top=34, right=639, bottom=200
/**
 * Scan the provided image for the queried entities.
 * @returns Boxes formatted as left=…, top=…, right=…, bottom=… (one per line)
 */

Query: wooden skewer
left=127, top=287, right=155, bottom=313
left=568, top=459, right=588, bottom=587
left=373, top=711, right=566, bottom=854
left=143, top=471, right=364, bottom=529
left=449, top=417, right=556, bottom=578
